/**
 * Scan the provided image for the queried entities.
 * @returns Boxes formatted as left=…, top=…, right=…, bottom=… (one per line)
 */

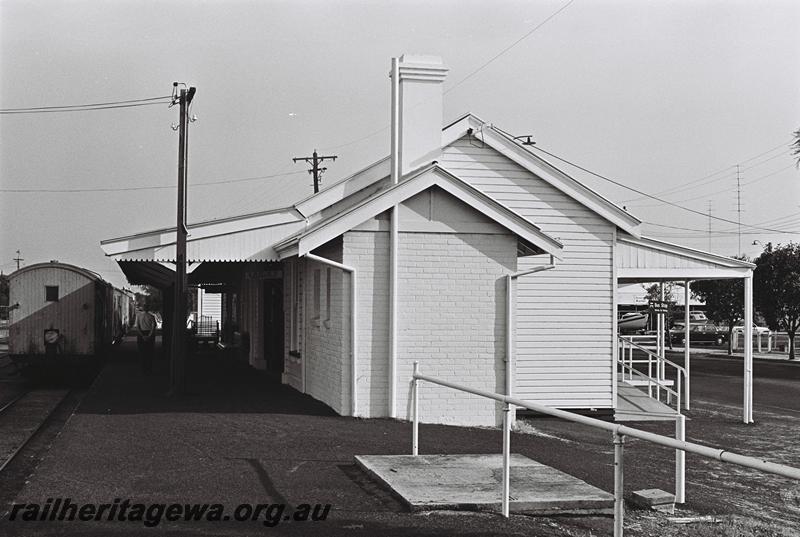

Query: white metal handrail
left=410, top=362, right=800, bottom=537
left=618, top=336, right=688, bottom=411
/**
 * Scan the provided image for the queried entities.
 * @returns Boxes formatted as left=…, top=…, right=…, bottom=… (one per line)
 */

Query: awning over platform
left=616, top=235, right=755, bottom=283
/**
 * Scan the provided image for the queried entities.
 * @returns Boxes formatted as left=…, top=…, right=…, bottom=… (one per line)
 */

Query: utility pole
left=170, top=83, right=195, bottom=396
left=13, top=250, right=23, bottom=270
left=293, top=150, right=337, bottom=193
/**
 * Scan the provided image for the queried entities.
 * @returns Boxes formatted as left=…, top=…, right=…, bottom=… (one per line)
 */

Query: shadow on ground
left=76, top=337, right=336, bottom=416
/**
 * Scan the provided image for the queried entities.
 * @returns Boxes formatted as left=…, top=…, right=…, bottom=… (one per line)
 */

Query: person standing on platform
left=133, top=304, right=157, bottom=374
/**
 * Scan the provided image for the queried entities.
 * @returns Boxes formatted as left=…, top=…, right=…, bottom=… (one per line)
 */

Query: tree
left=793, top=128, right=800, bottom=167
left=754, top=243, right=800, bottom=360
left=0, top=273, right=8, bottom=320
left=134, top=285, right=163, bottom=314
left=691, top=278, right=744, bottom=355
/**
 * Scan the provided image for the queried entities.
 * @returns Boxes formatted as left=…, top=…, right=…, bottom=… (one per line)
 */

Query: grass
left=625, top=511, right=800, bottom=537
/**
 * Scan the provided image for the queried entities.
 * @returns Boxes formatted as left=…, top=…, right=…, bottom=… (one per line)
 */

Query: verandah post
left=502, top=401, right=511, bottom=518
left=412, top=361, right=419, bottom=456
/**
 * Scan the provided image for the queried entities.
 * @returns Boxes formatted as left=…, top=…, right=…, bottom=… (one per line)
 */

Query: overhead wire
left=1, top=98, right=172, bottom=115
left=621, top=140, right=790, bottom=202
left=0, top=95, right=171, bottom=112
left=0, top=170, right=306, bottom=193
left=517, top=140, right=800, bottom=234
left=443, top=0, right=576, bottom=96
left=625, top=162, right=795, bottom=208
left=642, top=221, right=800, bottom=235
left=321, top=0, right=575, bottom=152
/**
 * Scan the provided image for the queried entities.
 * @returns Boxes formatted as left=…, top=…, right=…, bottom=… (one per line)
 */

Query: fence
left=410, top=362, right=800, bottom=537
left=732, top=331, right=798, bottom=353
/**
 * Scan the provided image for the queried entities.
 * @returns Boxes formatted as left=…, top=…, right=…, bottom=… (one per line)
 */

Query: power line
left=521, top=141, right=800, bottom=234
left=443, top=0, right=576, bottom=95
left=625, top=163, right=796, bottom=208
left=741, top=164, right=795, bottom=187
left=621, top=140, right=790, bottom=202
left=320, top=1, right=575, bottom=153
left=642, top=221, right=800, bottom=234
left=0, top=170, right=306, bottom=193
left=0, top=101, right=171, bottom=114
left=0, top=95, right=171, bottom=112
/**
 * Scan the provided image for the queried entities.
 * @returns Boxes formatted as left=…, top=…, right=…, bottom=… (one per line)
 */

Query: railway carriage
left=7, top=261, right=130, bottom=366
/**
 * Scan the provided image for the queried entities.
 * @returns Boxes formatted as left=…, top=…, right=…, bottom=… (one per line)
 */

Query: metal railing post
left=412, top=361, right=419, bottom=456
left=613, top=432, right=625, bottom=537
left=502, top=402, right=511, bottom=518
left=675, top=414, right=686, bottom=503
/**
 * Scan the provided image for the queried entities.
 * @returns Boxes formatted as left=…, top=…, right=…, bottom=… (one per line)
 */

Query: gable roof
left=289, top=113, right=643, bottom=237
left=101, top=113, right=642, bottom=263
left=274, top=163, right=564, bottom=259
left=442, top=114, right=642, bottom=236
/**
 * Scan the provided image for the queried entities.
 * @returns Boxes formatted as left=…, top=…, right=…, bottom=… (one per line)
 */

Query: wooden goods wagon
left=8, top=261, right=121, bottom=364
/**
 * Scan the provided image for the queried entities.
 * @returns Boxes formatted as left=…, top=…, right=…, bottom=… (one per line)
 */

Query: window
left=45, top=285, right=59, bottom=302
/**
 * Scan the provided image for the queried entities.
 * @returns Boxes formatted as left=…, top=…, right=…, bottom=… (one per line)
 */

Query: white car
left=732, top=322, right=770, bottom=336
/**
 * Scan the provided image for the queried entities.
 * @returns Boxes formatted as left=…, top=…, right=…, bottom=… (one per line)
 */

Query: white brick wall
left=282, top=258, right=302, bottom=391
left=344, top=227, right=516, bottom=426
left=396, top=232, right=516, bottom=426
left=344, top=230, right=390, bottom=417
left=303, top=240, right=349, bottom=414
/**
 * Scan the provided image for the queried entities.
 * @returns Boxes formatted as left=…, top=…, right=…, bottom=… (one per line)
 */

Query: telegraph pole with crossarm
left=293, top=150, right=337, bottom=193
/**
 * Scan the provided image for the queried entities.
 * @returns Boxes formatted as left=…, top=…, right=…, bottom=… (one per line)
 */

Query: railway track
left=0, top=389, right=69, bottom=473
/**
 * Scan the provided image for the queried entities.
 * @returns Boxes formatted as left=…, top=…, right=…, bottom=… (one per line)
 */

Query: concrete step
left=356, top=453, right=614, bottom=515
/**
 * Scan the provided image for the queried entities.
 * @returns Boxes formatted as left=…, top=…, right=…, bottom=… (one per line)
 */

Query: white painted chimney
left=390, top=54, right=449, bottom=183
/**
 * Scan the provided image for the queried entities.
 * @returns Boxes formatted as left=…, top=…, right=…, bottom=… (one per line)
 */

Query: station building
left=101, top=55, right=756, bottom=427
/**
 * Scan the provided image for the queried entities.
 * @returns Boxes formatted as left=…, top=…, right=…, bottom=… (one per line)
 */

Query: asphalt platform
left=0, top=339, right=655, bottom=536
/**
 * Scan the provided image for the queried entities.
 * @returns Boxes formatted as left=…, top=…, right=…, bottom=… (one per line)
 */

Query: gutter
left=388, top=57, right=401, bottom=417
left=305, top=253, right=359, bottom=417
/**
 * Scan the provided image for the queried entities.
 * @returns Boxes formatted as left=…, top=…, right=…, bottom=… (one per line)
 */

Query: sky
left=2, top=0, right=799, bottom=289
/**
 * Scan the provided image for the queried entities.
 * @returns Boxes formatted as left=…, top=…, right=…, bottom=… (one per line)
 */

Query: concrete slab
left=631, top=489, right=676, bottom=514
left=615, top=382, right=681, bottom=422
left=355, top=453, right=614, bottom=515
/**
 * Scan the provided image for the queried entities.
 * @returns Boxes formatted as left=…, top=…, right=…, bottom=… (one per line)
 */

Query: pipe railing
left=618, top=336, right=688, bottom=411
left=410, top=362, right=800, bottom=537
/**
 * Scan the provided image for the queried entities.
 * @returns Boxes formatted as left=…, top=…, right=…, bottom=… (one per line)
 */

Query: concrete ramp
left=616, top=382, right=681, bottom=422
left=355, top=453, right=614, bottom=515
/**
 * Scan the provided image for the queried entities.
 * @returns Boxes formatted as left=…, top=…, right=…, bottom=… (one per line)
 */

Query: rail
left=618, top=336, right=688, bottom=412
left=732, top=331, right=798, bottom=354
left=410, top=362, right=800, bottom=537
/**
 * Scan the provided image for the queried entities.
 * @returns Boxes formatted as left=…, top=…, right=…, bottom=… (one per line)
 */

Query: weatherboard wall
left=440, top=136, right=616, bottom=410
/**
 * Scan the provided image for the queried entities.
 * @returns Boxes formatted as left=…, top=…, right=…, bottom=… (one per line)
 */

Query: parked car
left=670, top=324, right=727, bottom=346
left=732, top=322, right=770, bottom=336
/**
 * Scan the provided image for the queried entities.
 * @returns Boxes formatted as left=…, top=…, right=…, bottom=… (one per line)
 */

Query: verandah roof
left=616, top=235, right=755, bottom=283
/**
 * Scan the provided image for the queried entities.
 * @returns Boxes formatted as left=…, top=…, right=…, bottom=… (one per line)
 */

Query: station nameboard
left=244, top=270, right=283, bottom=281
